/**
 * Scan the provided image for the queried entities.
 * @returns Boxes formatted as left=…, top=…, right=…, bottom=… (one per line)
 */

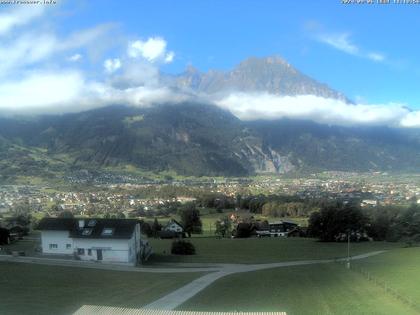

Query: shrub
left=171, top=240, right=196, bottom=255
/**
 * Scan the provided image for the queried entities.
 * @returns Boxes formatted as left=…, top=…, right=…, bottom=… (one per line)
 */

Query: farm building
left=159, top=219, right=185, bottom=238
left=256, top=220, right=299, bottom=237
left=37, top=218, right=151, bottom=265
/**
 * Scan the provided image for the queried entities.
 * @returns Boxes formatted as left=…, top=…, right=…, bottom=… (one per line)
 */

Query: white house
left=38, top=218, right=151, bottom=265
left=158, top=219, right=185, bottom=238
left=163, top=219, right=184, bottom=233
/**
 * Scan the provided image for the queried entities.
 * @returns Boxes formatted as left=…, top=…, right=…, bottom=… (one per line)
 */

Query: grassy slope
left=0, top=262, right=202, bottom=315
left=179, top=263, right=416, bottom=315
left=148, top=237, right=402, bottom=264
left=352, top=247, right=420, bottom=307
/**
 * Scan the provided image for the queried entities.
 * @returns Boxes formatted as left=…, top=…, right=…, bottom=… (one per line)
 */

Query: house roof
left=74, top=305, right=287, bottom=315
left=37, top=218, right=139, bottom=239
left=37, top=218, right=78, bottom=231
left=164, top=218, right=184, bottom=229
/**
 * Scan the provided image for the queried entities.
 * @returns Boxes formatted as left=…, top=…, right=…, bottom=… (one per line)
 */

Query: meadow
left=1, top=226, right=416, bottom=315
left=148, top=237, right=402, bottom=264
left=179, top=262, right=417, bottom=315
left=0, top=262, right=203, bottom=315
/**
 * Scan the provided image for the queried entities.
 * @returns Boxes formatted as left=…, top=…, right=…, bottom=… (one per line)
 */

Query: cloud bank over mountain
left=0, top=4, right=419, bottom=128
left=215, top=93, right=413, bottom=127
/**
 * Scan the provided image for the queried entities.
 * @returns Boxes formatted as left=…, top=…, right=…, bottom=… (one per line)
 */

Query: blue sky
left=1, top=0, right=420, bottom=127
left=60, top=0, right=420, bottom=107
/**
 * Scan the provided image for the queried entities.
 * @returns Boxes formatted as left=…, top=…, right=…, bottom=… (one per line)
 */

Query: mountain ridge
left=1, top=103, right=420, bottom=181
left=0, top=56, right=419, bottom=180
left=168, top=55, right=349, bottom=102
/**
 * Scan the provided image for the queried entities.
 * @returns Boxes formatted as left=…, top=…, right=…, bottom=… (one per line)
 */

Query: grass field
left=0, top=262, right=203, bottom=315
left=1, top=231, right=416, bottom=315
left=148, top=237, right=403, bottom=264
left=179, top=262, right=417, bottom=315
left=352, top=247, right=420, bottom=308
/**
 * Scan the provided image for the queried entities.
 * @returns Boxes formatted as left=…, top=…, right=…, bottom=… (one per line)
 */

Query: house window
left=101, top=227, right=114, bottom=236
left=49, top=244, right=58, bottom=249
left=77, top=248, right=85, bottom=255
left=66, top=244, right=71, bottom=249
left=88, top=249, right=92, bottom=256
left=82, top=228, right=93, bottom=236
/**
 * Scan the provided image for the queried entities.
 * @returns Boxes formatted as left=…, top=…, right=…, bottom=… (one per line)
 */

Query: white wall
left=40, top=223, right=143, bottom=265
left=41, top=231, right=74, bottom=255
left=166, top=223, right=183, bottom=232
left=73, top=238, right=131, bottom=263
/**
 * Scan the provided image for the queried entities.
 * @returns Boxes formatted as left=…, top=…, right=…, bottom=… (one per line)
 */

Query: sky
left=1, top=0, right=420, bottom=127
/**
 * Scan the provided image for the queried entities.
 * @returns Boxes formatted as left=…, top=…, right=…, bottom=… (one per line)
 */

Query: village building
left=37, top=218, right=151, bottom=265
left=159, top=219, right=185, bottom=238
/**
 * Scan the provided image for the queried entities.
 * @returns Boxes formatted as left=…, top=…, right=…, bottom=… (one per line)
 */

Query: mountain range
left=1, top=56, right=419, bottom=181
left=167, top=56, right=349, bottom=101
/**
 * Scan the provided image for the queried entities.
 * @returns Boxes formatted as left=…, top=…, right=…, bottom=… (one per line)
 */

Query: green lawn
left=352, top=247, right=420, bottom=309
left=0, top=262, right=203, bottom=315
left=179, top=263, right=417, bottom=315
left=148, top=237, right=402, bottom=264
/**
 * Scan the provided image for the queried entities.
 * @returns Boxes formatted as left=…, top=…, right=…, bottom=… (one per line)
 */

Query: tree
left=365, top=206, right=397, bottom=241
left=115, top=212, right=126, bottom=219
left=140, top=221, right=153, bottom=237
left=6, top=200, right=32, bottom=233
left=215, top=216, right=232, bottom=238
left=152, top=218, right=162, bottom=238
left=0, top=227, right=10, bottom=245
left=179, top=203, right=202, bottom=237
left=308, top=202, right=368, bottom=242
left=49, top=203, right=61, bottom=213
left=391, top=204, right=420, bottom=244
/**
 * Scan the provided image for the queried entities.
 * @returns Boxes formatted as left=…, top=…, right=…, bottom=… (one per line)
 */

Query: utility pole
left=346, top=232, right=351, bottom=269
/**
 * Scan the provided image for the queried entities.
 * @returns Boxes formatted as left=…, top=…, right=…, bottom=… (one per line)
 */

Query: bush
left=171, top=240, right=196, bottom=255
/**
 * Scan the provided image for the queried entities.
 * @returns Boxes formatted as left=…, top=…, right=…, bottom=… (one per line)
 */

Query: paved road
left=1, top=250, right=386, bottom=310
left=144, top=250, right=386, bottom=310
left=0, top=255, right=220, bottom=273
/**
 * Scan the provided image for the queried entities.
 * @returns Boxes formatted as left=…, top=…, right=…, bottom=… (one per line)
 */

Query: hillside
left=1, top=56, right=419, bottom=180
left=0, top=103, right=420, bottom=180
left=0, top=104, right=294, bottom=179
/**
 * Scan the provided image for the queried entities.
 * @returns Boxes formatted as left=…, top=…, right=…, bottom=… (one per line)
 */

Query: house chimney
left=78, top=220, right=85, bottom=229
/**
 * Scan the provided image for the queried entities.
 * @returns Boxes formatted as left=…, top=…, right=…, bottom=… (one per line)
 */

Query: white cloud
left=0, top=71, right=84, bottom=111
left=0, top=24, right=113, bottom=78
left=104, top=58, right=121, bottom=73
left=110, top=60, right=160, bottom=88
left=67, top=53, right=82, bottom=62
left=400, top=111, right=420, bottom=128
left=127, top=37, right=175, bottom=63
left=316, top=32, right=386, bottom=63
left=0, top=69, right=186, bottom=115
left=164, top=51, right=175, bottom=63
left=0, top=6, right=45, bottom=36
left=58, top=24, right=115, bottom=51
left=82, top=83, right=186, bottom=109
left=318, top=33, right=358, bottom=55
left=367, top=52, right=385, bottom=62
left=0, top=5, right=181, bottom=116
left=215, top=92, right=420, bottom=128
left=0, top=5, right=416, bottom=132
